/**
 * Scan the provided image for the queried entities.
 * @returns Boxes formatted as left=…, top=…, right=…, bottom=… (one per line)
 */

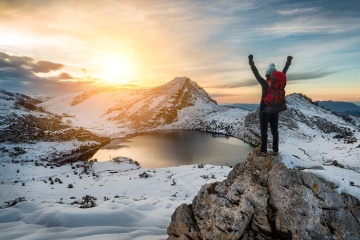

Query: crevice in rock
left=265, top=162, right=293, bottom=240
left=349, top=210, right=360, bottom=225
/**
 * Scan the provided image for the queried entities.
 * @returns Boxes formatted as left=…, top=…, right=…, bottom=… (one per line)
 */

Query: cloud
left=0, top=52, right=63, bottom=79
left=287, top=69, right=335, bottom=81
left=277, top=7, right=320, bottom=16
left=209, top=79, right=257, bottom=88
left=210, top=93, right=240, bottom=98
left=58, top=72, right=73, bottom=80
left=0, top=51, right=93, bottom=93
left=31, top=61, right=63, bottom=73
left=209, top=69, right=334, bottom=89
left=1, top=0, right=359, bottom=102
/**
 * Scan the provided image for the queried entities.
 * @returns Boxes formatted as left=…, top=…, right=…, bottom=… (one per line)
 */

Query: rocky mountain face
left=106, top=77, right=218, bottom=130
left=0, top=89, right=109, bottom=163
left=39, top=77, right=223, bottom=136
left=167, top=148, right=360, bottom=240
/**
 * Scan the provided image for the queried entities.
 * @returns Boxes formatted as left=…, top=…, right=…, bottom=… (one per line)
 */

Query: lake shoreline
left=90, top=129, right=254, bottom=168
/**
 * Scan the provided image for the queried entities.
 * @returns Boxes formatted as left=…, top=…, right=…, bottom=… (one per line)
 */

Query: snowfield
left=0, top=159, right=231, bottom=240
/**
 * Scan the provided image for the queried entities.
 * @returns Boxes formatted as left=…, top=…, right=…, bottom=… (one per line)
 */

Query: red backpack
left=263, top=71, right=287, bottom=114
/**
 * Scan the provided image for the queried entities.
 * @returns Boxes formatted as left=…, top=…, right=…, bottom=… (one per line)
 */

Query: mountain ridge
left=0, top=88, right=109, bottom=163
left=39, top=77, right=222, bottom=136
left=316, top=100, right=360, bottom=116
left=1, top=78, right=360, bottom=191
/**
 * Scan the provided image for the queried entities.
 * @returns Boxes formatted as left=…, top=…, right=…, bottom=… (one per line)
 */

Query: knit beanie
left=265, top=63, right=276, bottom=75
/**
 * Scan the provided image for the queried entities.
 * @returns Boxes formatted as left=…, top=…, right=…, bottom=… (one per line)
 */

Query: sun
left=97, top=55, right=136, bottom=85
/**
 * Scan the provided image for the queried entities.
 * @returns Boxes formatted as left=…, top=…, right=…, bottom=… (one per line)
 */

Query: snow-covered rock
left=0, top=89, right=109, bottom=163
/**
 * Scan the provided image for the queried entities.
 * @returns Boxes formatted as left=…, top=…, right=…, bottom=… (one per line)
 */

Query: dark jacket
left=250, top=60, right=291, bottom=110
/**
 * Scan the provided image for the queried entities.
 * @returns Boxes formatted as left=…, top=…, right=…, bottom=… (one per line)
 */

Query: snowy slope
left=0, top=159, right=231, bottom=240
left=281, top=94, right=359, bottom=172
left=38, top=89, right=135, bottom=137
left=237, top=93, right=360, bottom=199
left=39, top=77, right=240, bottom=137
left=0, top=89, right=109, bottom=163
left=279, top=94, right=360, bottom=197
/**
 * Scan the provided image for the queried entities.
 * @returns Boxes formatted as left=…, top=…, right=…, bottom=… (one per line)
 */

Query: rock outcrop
left=167, top=149, right=360, bottom=240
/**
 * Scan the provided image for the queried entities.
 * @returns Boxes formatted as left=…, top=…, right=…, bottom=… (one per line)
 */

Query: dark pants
left=259, top=111, right=279, bottom=153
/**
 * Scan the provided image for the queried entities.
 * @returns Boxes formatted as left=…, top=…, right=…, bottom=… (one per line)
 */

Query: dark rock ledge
left=167, top=148, right=360, bottom=240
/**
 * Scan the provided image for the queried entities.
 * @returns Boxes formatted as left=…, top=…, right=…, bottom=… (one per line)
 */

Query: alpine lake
left=91, top=130, right=253, bottom=168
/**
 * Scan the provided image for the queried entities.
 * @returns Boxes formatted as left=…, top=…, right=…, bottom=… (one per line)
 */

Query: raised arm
left=248, top=55, right=266, bottom=85
left=282, top=56, right=293, bottom=74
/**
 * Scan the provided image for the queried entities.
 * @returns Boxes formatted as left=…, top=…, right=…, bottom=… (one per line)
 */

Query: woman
left=248, top=55, right=293, bottom=156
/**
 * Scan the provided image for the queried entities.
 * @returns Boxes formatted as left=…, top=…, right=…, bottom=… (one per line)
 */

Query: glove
left=287, top=56, right=293, bottom=65
left=248, top=54, right=254, bottom=65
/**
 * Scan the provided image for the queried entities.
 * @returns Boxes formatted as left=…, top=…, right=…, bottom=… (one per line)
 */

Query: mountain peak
left=157, top=77, right=217, bottom=105
left=286, top=93, right=320, bottom=111
left=170, top=76, right=191, bottom=83
left=159, top=77, right=195, bottom=91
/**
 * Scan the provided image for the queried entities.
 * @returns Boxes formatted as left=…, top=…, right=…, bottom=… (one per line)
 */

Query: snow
left=279, top=108, right=360, bottom=200
left=0, top=158, right=231, bottom=239
left=282, top=152, right=360, bottom=199
left=0, top=141, right=100, bottom=162
left=1, top=84, right=360, bottom=239
left=2, top=137, right=359, bottom=240
left=149, top=96, right=166, bottom=109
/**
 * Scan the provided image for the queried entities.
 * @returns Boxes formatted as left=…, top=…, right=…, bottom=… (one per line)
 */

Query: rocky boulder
left=167, top=149, right=360, bottom=240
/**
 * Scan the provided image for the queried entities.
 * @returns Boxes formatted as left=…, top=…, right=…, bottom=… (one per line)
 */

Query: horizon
left=2, top=83, right=360, bottom=106
left=219, top=100, right=360, bottom=106
left=1, top=0, right=360, bottom=104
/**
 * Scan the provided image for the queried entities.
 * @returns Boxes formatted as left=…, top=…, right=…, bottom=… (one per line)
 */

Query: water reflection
left=91, top=130, right=253, bottom=168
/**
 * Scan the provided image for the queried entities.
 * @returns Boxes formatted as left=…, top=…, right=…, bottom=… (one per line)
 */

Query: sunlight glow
left=97, top=55, right=136, bottom=85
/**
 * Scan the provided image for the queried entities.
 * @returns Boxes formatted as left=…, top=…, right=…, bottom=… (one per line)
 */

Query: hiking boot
left=257, top=152, right=267, bottom=157
left=269, top=151, right=279, bottom=156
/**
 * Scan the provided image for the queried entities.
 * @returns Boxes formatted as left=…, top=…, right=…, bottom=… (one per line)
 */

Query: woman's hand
left=248, top=54, right=254, bottom=65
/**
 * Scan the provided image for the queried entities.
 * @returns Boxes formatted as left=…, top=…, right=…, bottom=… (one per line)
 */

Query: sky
left=0, top=0, right=360, bottom=103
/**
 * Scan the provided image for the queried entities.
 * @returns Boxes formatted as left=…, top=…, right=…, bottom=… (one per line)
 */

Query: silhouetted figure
left=248, top=55, right=293, bottom=156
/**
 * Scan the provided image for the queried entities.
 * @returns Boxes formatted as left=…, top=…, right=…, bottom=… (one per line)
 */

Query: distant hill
left=221, top=103, right=259, bottom=111
left=316, top=100, right=360, bottom=116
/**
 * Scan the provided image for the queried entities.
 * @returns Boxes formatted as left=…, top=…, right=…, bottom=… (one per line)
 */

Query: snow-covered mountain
left=0, top=89, right=109, bottom=163
left=3, top=77, right=360, bottom=173
left=238, top=93, right=360, bottom=172
left=37, top=77, right=360, bottom=171
left=40, top=77, right=248, bottom=137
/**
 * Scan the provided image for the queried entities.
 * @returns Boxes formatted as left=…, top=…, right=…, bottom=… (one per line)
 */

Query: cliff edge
left=167, top=148, right=360, bottom=240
